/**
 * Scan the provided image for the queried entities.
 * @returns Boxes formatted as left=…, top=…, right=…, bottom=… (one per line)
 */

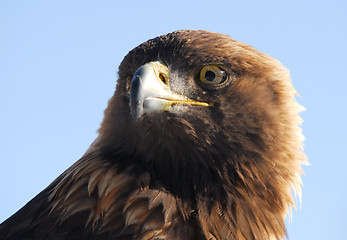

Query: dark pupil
left=205, top=71, right=216, bottom=81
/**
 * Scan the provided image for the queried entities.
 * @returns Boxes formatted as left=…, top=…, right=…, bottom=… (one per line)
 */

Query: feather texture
left=0, top=30, right=307, bottom=240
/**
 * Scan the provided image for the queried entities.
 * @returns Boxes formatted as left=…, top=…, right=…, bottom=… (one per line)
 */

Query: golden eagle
left=0, top=30, right=306, bottom=240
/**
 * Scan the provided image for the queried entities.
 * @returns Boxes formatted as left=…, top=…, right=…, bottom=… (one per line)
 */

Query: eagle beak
left=130, top=61, right=211, bottom=118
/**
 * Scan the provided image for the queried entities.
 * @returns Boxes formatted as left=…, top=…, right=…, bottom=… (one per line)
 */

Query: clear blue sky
left=1, top=1, right=346, bottom=239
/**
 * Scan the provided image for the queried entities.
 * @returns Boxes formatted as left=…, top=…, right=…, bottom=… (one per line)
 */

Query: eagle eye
left=199, top=65, right=228, bottom=86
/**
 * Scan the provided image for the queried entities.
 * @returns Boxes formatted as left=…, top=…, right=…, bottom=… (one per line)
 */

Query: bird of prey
left=0, top=30, right=306, bottom=240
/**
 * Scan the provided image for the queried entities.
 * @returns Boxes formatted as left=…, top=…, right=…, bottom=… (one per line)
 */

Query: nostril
left=159, top=73, right=168, bottom=85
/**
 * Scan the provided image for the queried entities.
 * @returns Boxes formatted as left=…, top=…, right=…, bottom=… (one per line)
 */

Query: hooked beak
left=129, top=61, right=211, bottom=118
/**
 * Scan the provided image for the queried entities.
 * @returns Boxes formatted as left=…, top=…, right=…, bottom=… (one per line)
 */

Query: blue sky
left=0, top=1, right=346, bottom=239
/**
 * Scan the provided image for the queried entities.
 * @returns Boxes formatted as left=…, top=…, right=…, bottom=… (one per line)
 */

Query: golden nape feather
left=0, top=30, right=307, bottom=240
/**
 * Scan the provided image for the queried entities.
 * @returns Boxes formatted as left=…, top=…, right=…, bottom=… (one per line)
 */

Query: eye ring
left=199, top=65, right=228, bottom=86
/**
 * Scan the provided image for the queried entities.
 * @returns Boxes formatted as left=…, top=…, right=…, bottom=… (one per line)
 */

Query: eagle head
left=92, top=30, right=307, bottom=239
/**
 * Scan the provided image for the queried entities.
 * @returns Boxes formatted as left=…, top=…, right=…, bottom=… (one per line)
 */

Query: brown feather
left=0, top=30, right=306, bottom=240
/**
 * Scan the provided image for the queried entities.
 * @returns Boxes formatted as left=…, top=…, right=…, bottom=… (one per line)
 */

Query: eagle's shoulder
left=1, top=152, right=202, bottom=239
